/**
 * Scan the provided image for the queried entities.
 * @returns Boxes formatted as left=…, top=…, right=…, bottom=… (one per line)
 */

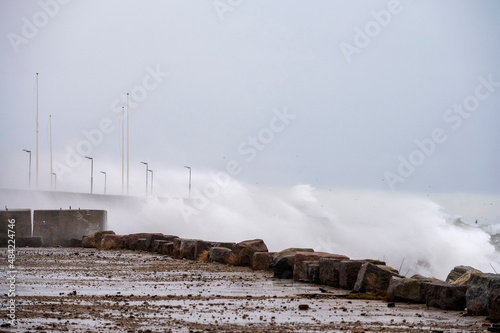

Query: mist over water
left=2, top=172, right=499, bottom=280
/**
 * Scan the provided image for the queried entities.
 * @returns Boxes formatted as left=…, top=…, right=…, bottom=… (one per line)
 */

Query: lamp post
left=121, top=106, right=125, bottom=195
left=85, top=156, right=93, bottom=194
left=36, top=72, right=39, bottom=190
left=22, top=149, right=31, bottom=190
left=148, top=169, right=153, bottom=196
left=140, top=162, right=148, bottom=196
left=184, top=166, right=191, bottom=198
left=100, top=171, right=107, bottom=195
left=52, top=172, right=57, bottom=191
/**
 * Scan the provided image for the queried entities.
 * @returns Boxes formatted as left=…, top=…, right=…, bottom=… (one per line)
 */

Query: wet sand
left=1, top=248, right=489, bottom=332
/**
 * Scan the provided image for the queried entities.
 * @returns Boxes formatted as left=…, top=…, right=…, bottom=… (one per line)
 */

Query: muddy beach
left=1, top=248, right=489, bottom=332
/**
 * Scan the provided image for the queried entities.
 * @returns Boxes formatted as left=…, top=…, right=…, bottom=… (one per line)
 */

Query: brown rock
left=339, top=260, right=365, bottom=290
left=172, top=238, right=182, bottom=258
left=195, top=240, right=217, bottom=260
left=234, top=239, right=268, bottom=267
left=179, top=239, right=199, bottom=260
left=293, top=252, right=349, bottom=281
left=144, top=233, right=165, bottom=251
left=488, top=288, right=500, bottom=321
left=210, top=247, right=233, bottom=264
left=82, top=231, right=115, bottom=249
left=319, top=258, right=343, bottom=287
left=128, top=233, right=150, bottom=251
left=424, top=282, right=467, bottom=310
left=466, top=273, right=500, bottom=316
left=122, top=235, right=129, bottom=249
left=387, top=276, right=429, bottom=303
left=273, top=248, right=314, bottom=279
left=353, top=262, right=402, bottom=294
left=159, top=242, right=174, bottom=256
left=252, top=252, right=275, bottom=270
left=152, top=240, right=169, bottom=253
left=446, top=265, right=481, bottom=283
left=307, top=263, right=320, bottom=284
left=101, top=235, right=123, bottom=250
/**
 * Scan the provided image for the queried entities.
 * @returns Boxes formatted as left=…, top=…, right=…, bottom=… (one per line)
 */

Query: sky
left=1, top=0, right=500, bottom=197
left=1, top=1, right=500, bottom=278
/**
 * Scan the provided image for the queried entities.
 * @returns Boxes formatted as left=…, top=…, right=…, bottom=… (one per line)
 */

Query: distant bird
left=5, top=206, right=7, bottom=211
left=475, top=219, right=478, bottom=224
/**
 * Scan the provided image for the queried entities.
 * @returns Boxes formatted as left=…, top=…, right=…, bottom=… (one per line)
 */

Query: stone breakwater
left=76, top=230, right=500, bottom=325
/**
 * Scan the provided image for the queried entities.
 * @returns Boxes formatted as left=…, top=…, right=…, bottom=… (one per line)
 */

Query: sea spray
left=107, top=182, right=498, bottom=280
left=1, top=171, right=498, bottom=280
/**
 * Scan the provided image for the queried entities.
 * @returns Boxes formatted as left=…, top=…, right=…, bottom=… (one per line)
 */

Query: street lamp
left=22, top=149, right=31, bottom=190
left=52, top=172, right=57, bottom=191
left=148, top=169, right=153, bottom=196
left=140, top=162, right=148, bottom=196
left=100, top=171, right=107, bottom=195
left=184, top=166, right=191, bottom=198
left=85, top=156, right=93, bottom=194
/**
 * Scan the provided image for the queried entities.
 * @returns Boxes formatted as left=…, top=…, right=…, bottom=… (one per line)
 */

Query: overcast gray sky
left=1, top=0, right=499, bottom=196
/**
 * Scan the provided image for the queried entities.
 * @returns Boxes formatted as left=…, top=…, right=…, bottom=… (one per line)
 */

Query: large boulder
left=424, top=282, right=467, bottom=310
left=82, top=231, right=115, bottom=249
left=446, top=265, right=482, bottom=283
left=234, top=239, right=268, bottom=267
left=338, top=259, right=387, bottom=290
left=172, top=238, right=182, bottom=258
left=353, top=262, right=402, bottom=294
left=194, top=240, right=217, bottom=261
left=319, top=258, right=343, bottom=287
left=339, top=260, right=365, bottom=290
left=252, top=252, right=275, bottom=270
left=489, top=288, right=500, bottom=321
left=82, top=236, right=93, bottom=248
left=145, top=234, right=166, bottom=251
left=101, top=234, right=123, bottom=250
left=179, top=239, right=199, bottom=260
left=210, top=247, right=233, bottom=264
left=137, top=238, right=147, bottom=251
left=160, top=242, right=174, bottom=256
left=466, top=273, right=500, bottom=316
left=128, top=233, right=150, bottom=250
left=387, top=277, right=429, bottom=303
left=307, top=263, right=320, bottom=284
left=69, top=238, right=82, bottom=248
left=273, top=248, right=314, bottom=279
left=122, top=235, right=129, bottom=249
left=293, top=252, right=349, bottom=282
left=152, top=240, right=169, bottom=253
